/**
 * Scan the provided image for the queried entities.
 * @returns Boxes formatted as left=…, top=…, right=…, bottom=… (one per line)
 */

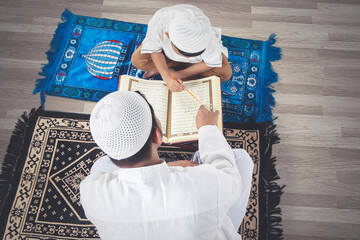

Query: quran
left=119, top=75, right=223, bottom=144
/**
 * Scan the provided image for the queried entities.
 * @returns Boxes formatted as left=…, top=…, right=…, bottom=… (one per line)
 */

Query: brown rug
left=0, top=108, right=283, bottom=240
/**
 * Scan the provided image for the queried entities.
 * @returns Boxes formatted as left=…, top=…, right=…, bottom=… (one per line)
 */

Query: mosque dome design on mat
left=81, top=40, right=125, bottom=80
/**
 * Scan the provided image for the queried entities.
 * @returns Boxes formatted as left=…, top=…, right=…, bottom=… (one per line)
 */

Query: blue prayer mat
left=34, top=10, right=281, bottom=123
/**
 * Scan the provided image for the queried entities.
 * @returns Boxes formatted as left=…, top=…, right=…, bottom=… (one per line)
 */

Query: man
left=80, top=91, right=253, bottom=240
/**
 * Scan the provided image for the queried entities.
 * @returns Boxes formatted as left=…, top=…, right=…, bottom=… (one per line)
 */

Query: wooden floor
left=1, top=0, right=360, bottom=239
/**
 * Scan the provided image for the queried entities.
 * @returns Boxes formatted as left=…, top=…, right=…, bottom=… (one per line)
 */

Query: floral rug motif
left=33, top=9, right=281, bottom=123
left=0, top=108, right=284, bottom=239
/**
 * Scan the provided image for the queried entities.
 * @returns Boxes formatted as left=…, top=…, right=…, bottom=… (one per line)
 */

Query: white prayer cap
left=90, top=91, right=152, bottom=160
left=168, top=7, right=211, bottom=54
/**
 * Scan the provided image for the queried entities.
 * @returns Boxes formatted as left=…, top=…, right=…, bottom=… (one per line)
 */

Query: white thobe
left=80, top=125, right=253, bottom=240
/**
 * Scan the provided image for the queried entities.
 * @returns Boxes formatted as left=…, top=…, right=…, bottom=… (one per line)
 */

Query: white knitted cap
left=90, top=91, right=152, bottom=160
left=168, top=8, right=211, bottom=54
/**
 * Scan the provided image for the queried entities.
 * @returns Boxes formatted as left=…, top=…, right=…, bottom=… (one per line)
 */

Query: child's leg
left=131, top=45, right=182, bottom=72
left=196, top=54, right=232, bottom=82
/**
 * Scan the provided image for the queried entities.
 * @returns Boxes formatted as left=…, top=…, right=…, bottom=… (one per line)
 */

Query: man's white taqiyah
left=168, top=8, right=212, bottom=54
left=90, top=91, right=152, bottom=160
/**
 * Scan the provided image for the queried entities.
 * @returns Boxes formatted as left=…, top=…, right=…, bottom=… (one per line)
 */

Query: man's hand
left=163, top=74, right=185, bottom=92
left=167, top=160, right=199, bottom=167
left=196, top=105, right=219, bottom=129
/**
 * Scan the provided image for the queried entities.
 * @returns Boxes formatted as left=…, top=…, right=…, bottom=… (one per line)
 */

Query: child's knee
left=131, top=52, right=141, bottom=69
left=221, top=63, right=233, bottom=82
left=131, top=51, right=156, bottom=71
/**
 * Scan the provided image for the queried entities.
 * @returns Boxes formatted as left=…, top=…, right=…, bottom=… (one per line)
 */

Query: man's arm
left=167, top=160, right=198, bottom=167
left=196, top=105, right=242, bottom=209
left=150, top=52, right=185, bottom=92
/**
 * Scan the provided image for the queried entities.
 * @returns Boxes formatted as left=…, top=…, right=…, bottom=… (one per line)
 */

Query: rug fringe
left=256, top=34, right=282, bottom=122
left=33, top=9, right=73, bottom=104
left=263, top=120, right=285, bottom=240
left=0, top=108, right=40, bottom=215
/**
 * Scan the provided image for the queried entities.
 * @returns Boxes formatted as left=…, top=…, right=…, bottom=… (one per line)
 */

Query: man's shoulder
left=168, top=164, right=222, bottom=182
left=80, top=171, right=117, bottom=190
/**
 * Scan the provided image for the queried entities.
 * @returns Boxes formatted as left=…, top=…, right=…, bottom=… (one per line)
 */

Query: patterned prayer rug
left=33, top=9, right=281, bottom=123
left=0, top=108, right=284, bottom=240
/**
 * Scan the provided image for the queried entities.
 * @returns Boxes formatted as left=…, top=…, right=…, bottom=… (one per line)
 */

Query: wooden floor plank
left=283, top=220, right=360, bottom=238
left=0, top=0, right=359, bottom=239
left=281, top=192, right=338, bottom=208
left=281, top=205, right=360, bottom=224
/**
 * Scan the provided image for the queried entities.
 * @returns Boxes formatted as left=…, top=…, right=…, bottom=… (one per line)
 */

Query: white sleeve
left=141, top=11, right=163, bottom=54
left=201, top=28, right=224, bottom=68
left=198, top=125, right=242, bottom=219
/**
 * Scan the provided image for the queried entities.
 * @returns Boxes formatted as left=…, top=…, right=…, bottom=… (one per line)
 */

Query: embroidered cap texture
left=90, top=91, right=152, bottom=160
left=168, top=8, right=211, bottom=54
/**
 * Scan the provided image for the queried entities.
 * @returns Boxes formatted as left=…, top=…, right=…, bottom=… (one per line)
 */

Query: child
left=131, top=4, right=232, bottom=92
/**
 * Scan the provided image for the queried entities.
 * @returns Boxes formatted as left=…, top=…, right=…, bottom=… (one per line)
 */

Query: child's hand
left=163, top=75, right=185, bottom=92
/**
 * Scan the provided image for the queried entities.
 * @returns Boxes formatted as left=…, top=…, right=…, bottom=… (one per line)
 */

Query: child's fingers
left=174, top=79, right=185, bottom=90
left=178, top=79, right=187, bottom=90
left=175, top=80, right=185, bottom=91
left=172, top=82, right=184, bottom=92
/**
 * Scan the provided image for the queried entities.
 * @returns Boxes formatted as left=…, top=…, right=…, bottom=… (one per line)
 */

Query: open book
left=119, top=75, right=223, bottom=144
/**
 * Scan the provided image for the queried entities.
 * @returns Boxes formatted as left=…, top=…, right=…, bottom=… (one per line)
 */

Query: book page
left=170, top=80, right=212, bottom=137
left=124, top=78, right=169, bottom=136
